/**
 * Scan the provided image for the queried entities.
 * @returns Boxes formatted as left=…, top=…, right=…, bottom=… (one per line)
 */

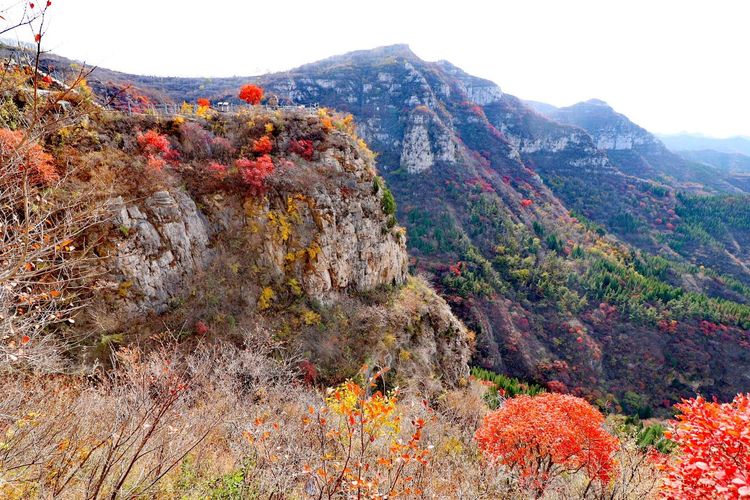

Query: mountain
left=659, top=133, right=750, bottom=156
left=528, top=99, right=743, bottom=193
left=15, top=43, right=750, bottom=413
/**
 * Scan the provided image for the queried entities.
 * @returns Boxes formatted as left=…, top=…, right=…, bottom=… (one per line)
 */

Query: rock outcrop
left=98, top=109, right=469, bottom=390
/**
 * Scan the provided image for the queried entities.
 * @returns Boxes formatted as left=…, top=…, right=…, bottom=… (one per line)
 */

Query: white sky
left=5, top=0, right=750, bottom=137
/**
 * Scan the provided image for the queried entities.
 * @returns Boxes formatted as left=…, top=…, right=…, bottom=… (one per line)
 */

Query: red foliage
left=207, top=162, right=229, bottom=180
left=520, top=199, right=533, bottom=208
left=239, top=84, right=263, bottom=105
left=0, top=128, right=57, bottom=184
left=194, top=320, right=209, bottom=336
left=546, top=380, right=569, bottom=394
left=298, top=359, right=318, bottom=385
left=137, top=129, right=171, bottom=156
left=449, top=262, right=463, bottom=276
left=658, top=319, right=679, bottom=334
left=252, top=135, right=273, bottom=155
left=661, top=394, right=750, bottom=499
left=289, top=139, right=314, bottom=160
left=475, top=393, right=619, bottom=494
left=237, top=154, right=274, bottom=193
left=196, top=98, right=210, bottom=108
left=137, top=129, right=178, bottom=169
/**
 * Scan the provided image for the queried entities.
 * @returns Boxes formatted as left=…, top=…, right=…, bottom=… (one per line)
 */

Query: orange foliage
left=239, top=84, right=263, bottom=105
left=475, top=393, right=619, bottom=494
left=661, top=394, right=750, bottom=499
left=252, top=135, right=273, bottom=155
left=0, top=128, right=57, bottom=184
left=196, top=98, right=210, bottom=108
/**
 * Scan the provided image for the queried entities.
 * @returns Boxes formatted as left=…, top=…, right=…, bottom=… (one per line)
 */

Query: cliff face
left=529, top=98, right=745, bottom=193
left=84, top=108, right=469, bottom=390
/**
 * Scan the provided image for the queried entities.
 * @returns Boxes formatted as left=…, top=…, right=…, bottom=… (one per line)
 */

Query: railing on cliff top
left=112, top=101, right=320, bottom=117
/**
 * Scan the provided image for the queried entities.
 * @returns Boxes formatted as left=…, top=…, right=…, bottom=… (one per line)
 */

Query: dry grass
left=0, top=326, right=663, bottom=499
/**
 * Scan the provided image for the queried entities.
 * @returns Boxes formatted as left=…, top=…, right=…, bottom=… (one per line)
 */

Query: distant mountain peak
left=581, top=98, right=611, bottom=107
left=293, top=44, right=419, bottom=72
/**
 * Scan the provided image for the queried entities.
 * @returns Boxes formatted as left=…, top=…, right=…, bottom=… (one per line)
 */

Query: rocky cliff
left=76, top=108, right=471, bottom=390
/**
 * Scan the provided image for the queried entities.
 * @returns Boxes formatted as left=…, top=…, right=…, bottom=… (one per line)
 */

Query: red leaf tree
left=661, top=394, right=750, bottom=499
left=239, top=84, right=263, bottom=105
left=475, top=393, right=619, bottom=496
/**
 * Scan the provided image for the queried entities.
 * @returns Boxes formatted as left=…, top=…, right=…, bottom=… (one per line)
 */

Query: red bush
left=239, top=84, right=263, bottom=105
left=137, top=129, right=171, bottom=156
left=0, top=128, right=57, bottom=184
left=137, top=129, right=179, bottom=169
left=237, top=154, right=274, bottom=193
left=520, top=199, right=533, bottom=208
left=252, top=135, right=273, bottom=155
left=661, top=394, right=750, bottom=499
left=207, top=162, right=229, bottom=180
left=196, top=98, right=210, bottom=108
left=289, top=139, right=314, bottom=160
left=475, top=393, right=618, bottom=494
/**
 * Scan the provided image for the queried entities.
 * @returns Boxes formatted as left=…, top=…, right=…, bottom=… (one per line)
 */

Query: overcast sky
left=5, top=0, right=749, bottom=137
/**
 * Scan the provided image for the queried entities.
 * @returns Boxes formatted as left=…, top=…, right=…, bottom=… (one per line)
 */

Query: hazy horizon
left=4, top=0, right=748, bottom=138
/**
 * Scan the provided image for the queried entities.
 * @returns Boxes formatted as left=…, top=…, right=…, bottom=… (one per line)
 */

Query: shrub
left=137, top=129, right=178, bottom=170
left=381, top=185, right=397, bottom=216
left=252, top=135, right=273, bottom=155
left=661, top=394, right=750, bottom=498
left=302, top=374, right=431, bottom=497
left=237, top=155, right=274, bottom=194
left=239, top=84, right=263, bottom=105
left=289, top=138, right=314, bottom=160
left=475, top=393, right=619, bottom=496
left=0, top=128, right=57, bottom=184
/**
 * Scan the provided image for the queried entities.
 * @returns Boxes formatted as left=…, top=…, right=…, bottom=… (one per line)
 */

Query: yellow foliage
left=440, top=436, right=464, bottom=457
left=180, top=102, right=194, bottom=115
left=287, top=278, right=303, bottom=296
left=306, top=242, right=321, bottom=262
left=264, top=122, right=274, bottom=134
left=267, top=211, right=292, bottom=243
left=302, top=309, right=321, bottom=326
left=383, top=333, right=397, bottom=349
left=326, top=380, right=400, bottom=438
left=195, top=105, right=211, bottom=119
left=286, top=194, right=305, bottom=223
left=398, top=349, right=412, bottom=362
left=258, top=287, right=275, bottom=311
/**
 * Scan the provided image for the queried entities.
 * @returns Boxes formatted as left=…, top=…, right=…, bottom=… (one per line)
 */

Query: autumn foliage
left=0, top=128, right=57, bottom=184
left=660, top=394, right=750, bottom=499
left=237, top=154, right=274, bottom=193
left=289, top=138, right=314, bottom=160
left=196, top=98, right=210, bottom=108
left=137, top=129, right=178, bottom=170
left=239, top=84, right=263, bottom=105
left=475, top=393, right=619, bottom=495
left=251, top=135, right=273, bottom=154
left=302, top=371, right=431, bottom=497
